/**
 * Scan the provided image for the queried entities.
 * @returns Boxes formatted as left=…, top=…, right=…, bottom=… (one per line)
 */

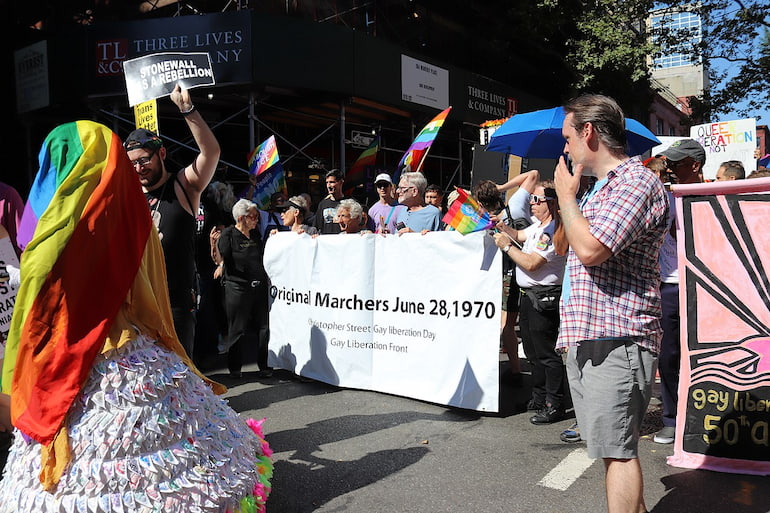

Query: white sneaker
left=653, top=426, right=675, bottom=444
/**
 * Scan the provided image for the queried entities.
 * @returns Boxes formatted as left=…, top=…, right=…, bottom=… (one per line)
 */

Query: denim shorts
left=566, top=339, right=657, bottom=459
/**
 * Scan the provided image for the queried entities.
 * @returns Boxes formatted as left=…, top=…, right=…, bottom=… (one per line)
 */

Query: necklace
left=146, top=175, right=171, bottom=229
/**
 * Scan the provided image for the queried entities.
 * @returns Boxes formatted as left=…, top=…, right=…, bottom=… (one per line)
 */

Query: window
left=651, top=10, right=702, bottom=69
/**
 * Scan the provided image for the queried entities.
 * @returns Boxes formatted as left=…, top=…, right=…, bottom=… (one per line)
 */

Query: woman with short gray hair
left=218, top=198, right=269, bottom=378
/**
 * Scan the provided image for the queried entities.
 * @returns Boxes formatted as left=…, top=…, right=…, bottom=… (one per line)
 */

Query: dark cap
left=658, top=139, right=706, bottom=164
left=124, top=128, right=164, bottom=151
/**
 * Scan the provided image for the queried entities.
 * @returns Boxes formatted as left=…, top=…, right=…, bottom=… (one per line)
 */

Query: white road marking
left=538, top=448, right=596, bottom=491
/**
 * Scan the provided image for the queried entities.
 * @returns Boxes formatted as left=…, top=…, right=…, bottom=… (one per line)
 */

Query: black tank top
left=145, top=173, right=196, bottom=308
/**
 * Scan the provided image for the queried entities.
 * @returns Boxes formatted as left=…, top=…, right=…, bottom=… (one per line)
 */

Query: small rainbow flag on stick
left=248, top=135, right=279, bottom=175
left=247, top=135, right=286, bottom=209
left=442, top=187, right=494, bottom=235
left=397, top=106, right=452, bottom=176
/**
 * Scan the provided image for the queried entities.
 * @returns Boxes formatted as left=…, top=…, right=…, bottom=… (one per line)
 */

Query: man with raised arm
left=124, top=83, right=221, bottom=357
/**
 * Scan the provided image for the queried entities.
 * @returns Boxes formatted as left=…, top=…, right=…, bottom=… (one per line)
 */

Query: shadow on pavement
left=270, top=446, right=429, bottom=512
left=651, top=469, right=770, bottom=512
left=265, top=409, right=474, bottom=512
left=214, top=369, right=341, bottom=411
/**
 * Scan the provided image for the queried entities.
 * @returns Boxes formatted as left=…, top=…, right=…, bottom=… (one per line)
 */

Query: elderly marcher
left=215, top=198, right=269, bottom=379
left=394, top=172, right=442, bottom=233
left=272, top=195, right=318, bottom=235
left=554, top=94, right=668, bottom=513
left=335, top=198, right=371, bottom=234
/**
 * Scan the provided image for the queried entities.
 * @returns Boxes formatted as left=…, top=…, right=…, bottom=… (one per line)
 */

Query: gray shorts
left=566, top=339, right=657, bottom=459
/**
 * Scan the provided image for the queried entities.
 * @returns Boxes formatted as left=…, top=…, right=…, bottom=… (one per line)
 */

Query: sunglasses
left=530, top=195, right=555, bottom=205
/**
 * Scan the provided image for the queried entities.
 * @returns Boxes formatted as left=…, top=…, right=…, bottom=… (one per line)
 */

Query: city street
left=207, top=354, right=770, bottom=513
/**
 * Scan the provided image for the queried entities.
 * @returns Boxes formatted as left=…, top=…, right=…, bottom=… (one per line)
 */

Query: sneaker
left=560, top=421, right=582, bottom=443
left=653, top=426, right=676, bottom=444
left=530, top=405, right=566, bottom=425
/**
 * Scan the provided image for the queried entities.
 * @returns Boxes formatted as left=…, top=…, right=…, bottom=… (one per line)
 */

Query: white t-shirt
left=516, top=220, right=566, bottom=288
left=659, top=191, right=678, bottom=284
left=502, top=187, right=535, bottom=225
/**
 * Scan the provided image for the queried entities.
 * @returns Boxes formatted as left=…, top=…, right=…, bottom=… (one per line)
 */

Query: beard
left=139, top=165, right=165, bottom=189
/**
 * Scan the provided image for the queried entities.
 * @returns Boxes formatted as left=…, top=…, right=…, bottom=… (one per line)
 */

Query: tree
left=653, top=0, right=770, bottom=121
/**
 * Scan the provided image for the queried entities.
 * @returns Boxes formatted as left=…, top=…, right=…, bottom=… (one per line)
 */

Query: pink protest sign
left=669, top=177, right=770, bottom=475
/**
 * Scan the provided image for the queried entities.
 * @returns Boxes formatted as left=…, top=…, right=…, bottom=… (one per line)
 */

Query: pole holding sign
left=123, top=52, right=215, bottom=107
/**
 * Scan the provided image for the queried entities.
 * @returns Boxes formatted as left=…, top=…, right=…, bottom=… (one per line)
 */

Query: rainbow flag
left=442, top=187, right=494, bottom=235
left=3, top=121, right=152, bottom=444
left=344, top=136, right=379, bottom=197
left=248, top=135, right=280, bottom=176
left=247, top=135, right=287, bottom=209
left=397, top=106, right=452, bottom=175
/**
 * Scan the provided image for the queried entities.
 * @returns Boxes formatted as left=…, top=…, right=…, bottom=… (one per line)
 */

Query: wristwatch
left=502, top=244, right=511, bottom=253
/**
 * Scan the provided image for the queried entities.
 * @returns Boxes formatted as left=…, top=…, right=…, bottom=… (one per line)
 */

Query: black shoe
left=229, top=371, right=242, bottom=379
left=526, top=398, right=545, bottom=411
left=530, top=405, right=565, bottom=425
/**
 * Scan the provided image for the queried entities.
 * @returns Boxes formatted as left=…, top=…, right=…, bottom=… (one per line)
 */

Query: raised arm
left=170, top=84, right=221, bottom=194
left=497, top=169, right=540, bottom=194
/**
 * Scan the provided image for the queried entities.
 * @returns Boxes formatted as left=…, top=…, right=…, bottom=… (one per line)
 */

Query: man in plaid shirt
left=554, top=94, right=668, bottom=513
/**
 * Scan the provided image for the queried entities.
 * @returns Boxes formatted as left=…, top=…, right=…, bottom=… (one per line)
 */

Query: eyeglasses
left=130, top=151, right=156, bottom=168
left=666, top=158, right=692, bottom=170
left=246, top=213, right=258, bottom=220
left=530, top=195, right=555, bottom=205
left=396, top=186, right=415, bottom=192
left=376, top=183, right=391, bottom=189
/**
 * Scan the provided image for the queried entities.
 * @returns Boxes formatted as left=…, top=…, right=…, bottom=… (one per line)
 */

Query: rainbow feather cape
left=2, top=120, right=152, bottom=444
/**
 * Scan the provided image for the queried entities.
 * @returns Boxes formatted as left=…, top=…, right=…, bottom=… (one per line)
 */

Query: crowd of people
left=0, top=87, right=768, bottom=512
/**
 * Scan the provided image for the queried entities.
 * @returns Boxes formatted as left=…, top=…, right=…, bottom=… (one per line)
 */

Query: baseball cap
left=124, top=128, right=164, bottom=151
left=658, top=139, right=706, bottom=164
left=374, top=173, right=392, bottom=186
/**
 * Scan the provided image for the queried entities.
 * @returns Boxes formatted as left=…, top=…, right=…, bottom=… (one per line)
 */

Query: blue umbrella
left=486, top=106, right=661, bottom=158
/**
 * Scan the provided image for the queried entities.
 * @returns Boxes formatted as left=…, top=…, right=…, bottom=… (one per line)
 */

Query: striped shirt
left=556, top=157, right=669, bottom=353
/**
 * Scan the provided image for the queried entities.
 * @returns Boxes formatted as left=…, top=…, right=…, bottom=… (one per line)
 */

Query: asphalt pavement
left=206, top=354, right=770, bottom=513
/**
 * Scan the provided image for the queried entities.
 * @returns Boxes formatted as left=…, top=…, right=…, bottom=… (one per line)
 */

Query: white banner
left=264, top=231, right=501, bottom=412
left=690, top=118, right=756, bottom=181
left=0, top=228, right=20, bottom=356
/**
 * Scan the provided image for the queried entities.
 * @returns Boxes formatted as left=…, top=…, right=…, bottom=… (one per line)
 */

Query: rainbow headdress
left=2, top=121, right=152, bottom=444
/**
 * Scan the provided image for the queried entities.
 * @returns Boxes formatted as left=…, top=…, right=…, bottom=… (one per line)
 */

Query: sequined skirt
left=0, top=335, right=272, bottom=513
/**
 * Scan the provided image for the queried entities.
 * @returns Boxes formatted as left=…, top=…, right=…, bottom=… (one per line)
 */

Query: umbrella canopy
left=486, top=106, right=661, bottom=158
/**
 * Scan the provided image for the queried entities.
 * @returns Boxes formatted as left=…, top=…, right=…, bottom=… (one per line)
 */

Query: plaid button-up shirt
left=556, top=157, right=669, bottom=353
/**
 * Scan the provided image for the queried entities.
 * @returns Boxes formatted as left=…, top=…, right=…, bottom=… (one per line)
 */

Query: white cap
left=374, top=173, right=392, bottom=185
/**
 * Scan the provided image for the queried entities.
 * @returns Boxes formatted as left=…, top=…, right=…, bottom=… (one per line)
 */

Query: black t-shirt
left=314, top=196, right=343, bottom=234
left=218, top=225, right=266, bottom=286
left=145, top=174, right=196, bottom=308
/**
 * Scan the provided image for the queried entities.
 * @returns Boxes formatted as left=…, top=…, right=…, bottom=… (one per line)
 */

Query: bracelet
left=180, top=104, right=196, bottom=116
